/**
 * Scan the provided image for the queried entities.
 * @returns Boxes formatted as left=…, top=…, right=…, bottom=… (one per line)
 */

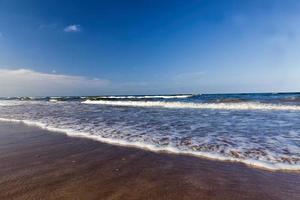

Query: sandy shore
left=0, top=121, right=299, bottom=200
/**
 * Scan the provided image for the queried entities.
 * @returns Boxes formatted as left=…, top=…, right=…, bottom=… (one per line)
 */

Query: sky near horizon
left=1, top=0, right=300, bottom=96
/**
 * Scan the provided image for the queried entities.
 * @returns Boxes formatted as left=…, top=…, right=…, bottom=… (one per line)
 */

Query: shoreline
left=0, top=117, right=299, bottom=172
left=0, top=121, right=299, bottom=199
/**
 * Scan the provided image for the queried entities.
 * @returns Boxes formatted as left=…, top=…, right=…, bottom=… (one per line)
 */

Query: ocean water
left=0, top=93, right=300, bottom=171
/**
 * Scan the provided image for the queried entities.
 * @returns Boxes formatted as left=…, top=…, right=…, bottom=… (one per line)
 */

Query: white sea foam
left=0, top=100, right=23, bottom=106
left=49, top=99, right=58, bottom=102
left=83, top=100, right=300, bottom=111
left=0, top=117, right=299, bottom=171
left=96, top=94, right=193, bottom=99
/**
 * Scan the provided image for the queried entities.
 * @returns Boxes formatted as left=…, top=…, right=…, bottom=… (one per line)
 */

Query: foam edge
left=0, top=117, right=299, bottom=172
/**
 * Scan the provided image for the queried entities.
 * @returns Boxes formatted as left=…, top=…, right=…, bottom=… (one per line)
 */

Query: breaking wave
left=85, top=94, right=194, bottom=100
left=0, top=117, right=299, bottom=171
left=83, top=100, right=300, bottom=111
left=1, top=92, right=300, bottom=172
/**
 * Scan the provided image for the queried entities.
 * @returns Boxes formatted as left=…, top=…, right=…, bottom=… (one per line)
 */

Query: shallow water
left=0, top=93, right=300, bottom=170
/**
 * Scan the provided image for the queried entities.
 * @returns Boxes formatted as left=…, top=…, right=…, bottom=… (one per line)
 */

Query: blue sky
left=0, top=0, right=300, bottom=96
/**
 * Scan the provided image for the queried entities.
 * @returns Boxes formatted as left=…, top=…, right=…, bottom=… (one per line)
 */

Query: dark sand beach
left=0, top=121, right=299, bottom=200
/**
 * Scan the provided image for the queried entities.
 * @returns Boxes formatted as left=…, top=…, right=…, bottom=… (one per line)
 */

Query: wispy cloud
left=0, top=69, right=109, bottom=96
left=64, top=24, right=81, bottom=32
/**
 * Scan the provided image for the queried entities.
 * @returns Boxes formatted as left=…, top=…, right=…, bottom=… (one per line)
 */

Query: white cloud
left=64, top=24, right=81, bottom=32
left=0, top=69, right=110, bottom=96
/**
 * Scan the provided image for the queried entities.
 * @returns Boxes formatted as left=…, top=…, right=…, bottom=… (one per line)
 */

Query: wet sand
left=0, top=121, right=299, bottom=200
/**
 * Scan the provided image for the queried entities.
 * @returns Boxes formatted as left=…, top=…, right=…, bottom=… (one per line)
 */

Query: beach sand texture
left=0, top=121, right=299, bottom=200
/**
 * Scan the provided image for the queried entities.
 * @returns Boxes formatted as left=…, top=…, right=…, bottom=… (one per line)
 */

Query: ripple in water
left=0, top=93, right=300, bottom=171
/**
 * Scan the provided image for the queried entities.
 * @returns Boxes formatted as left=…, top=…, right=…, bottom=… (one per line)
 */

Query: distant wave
left=86, top=94, right=194, bottom=100
left=277, top=97, right=300, bottom=103
left=49, top=99, right=58, bottom=102
left=0, top=117, right=299, bottom=171
left=83, top=100, right=300, bottom=111
left=214, top=98, right=248, bottom=103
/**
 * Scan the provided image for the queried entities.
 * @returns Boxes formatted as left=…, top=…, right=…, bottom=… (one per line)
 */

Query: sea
left=0, top=93, right=300, bottom=171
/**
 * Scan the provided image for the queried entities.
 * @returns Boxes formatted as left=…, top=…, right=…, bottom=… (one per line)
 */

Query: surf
left=82, top=100, right=300, bottom=111
left=0, top=117, right=299, bottom=171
